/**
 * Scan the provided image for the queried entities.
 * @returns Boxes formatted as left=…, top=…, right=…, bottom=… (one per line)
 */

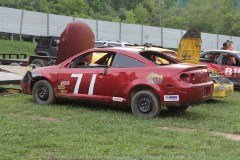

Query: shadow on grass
left=27, top=98, right=215, bottom=120
left=55, top=99, right=132, bottom=114
left=205, top=98, right=228, bottom=104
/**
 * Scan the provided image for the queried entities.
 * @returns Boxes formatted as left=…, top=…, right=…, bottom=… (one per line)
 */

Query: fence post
left=119, top=22, right=122, bottom=42
left=47, top=13, right=49, bottom=36
left=96, top=20, right=99, bottom=40
left=217, top=34, right=219, bottom=49
left=160, top=27, right=163, bottom=47
left=32, top=36, right=35, bottom=43
left=10, top=34, right=13, bottom=41
left=19, top=9, right=24, bottom=41
left=73, top=17, right=75, bottom=22
left=141, top=25, right=144, bottom=45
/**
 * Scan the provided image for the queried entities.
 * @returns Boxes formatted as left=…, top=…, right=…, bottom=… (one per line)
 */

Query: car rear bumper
left=213, top=85, right=233, bottom=98
left=162, top=82, right=213, bottom=106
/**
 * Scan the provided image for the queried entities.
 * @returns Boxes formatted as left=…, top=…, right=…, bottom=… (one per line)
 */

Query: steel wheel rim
left=37, top=85, right=49, bottom=101
left=137, top=96, right=152, bottom=114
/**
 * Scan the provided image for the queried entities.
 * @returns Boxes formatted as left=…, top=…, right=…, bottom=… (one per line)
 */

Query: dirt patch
left=5, top=112, right=18, bottom=117
left=159, top=126, right=240, bottom=142
left=0, top=88, right=21, bottom=95
left=211, top=132, right=240, bottom=142
left=27, top=115, right=61, bottom=123
left=159, top=126, right=196, bottom=133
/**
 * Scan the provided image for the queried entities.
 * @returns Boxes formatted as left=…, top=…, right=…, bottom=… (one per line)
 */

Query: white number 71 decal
left=71, top=74, right=97, bottom=95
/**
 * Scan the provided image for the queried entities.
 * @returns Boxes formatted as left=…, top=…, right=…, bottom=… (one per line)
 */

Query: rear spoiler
left=183, top=65, right=207, bottom=72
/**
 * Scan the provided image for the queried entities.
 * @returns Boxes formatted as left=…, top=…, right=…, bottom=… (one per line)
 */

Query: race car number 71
left=71, top=74, right=97, bottom=95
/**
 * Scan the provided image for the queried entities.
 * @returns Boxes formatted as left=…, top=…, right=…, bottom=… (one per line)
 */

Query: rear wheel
left=32, top=80, right=55, bottom=105
left=31, top=59, right=46, bottom=67
left=166, top=105, right=189, bottom=113
left=131, top=90, right=161, bottom=118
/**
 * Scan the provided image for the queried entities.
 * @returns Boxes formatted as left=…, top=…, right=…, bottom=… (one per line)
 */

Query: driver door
left=219, top=52, right=240, bottom=77
left=57, top=51, right=116, bottom=101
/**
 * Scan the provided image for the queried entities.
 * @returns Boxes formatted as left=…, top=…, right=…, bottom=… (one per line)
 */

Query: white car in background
left=95, top=40, right=130, bottom=48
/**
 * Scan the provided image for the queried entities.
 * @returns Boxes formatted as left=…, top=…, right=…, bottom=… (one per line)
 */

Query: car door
left=219, top=52, right=240, bottom=78
left=100, top=53, right=146, bottom=102
left=57, top=51, right=116, bottom=102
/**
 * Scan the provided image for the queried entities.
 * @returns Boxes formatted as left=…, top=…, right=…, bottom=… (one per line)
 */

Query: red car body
left=21, top=47, right=213, bottom=117
left=200, top=50, right=240, bottom=87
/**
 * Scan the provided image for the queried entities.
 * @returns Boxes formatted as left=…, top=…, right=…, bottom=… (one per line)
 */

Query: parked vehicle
left=211, top=75, right=234, bottom=98
left=175, top=30, right=234, bottom=97
left=21, top=47, right=213, bottom=118
left=200, top=50, right=240, bottom=88
left=95, top=40, right=130, bottom=48
left=0, top=36, right=59, bottom=67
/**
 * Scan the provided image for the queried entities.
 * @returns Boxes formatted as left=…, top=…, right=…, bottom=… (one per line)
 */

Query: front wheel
left=131, top=90, right=161, bottom=118
left=166, top=105, right=189, bottom=113
left=32, top=80, right=56, bottom=105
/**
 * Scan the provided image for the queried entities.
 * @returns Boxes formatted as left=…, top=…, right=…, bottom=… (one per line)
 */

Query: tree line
left=0, top=0, right=240, bottom=36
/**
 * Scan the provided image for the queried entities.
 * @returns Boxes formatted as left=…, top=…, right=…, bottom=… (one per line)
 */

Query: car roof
left=203, top=50, right=240, bottom=54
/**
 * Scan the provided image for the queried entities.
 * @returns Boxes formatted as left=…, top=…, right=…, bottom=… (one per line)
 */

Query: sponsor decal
left=60, top=81, right=70, bottom=86
left=58, top=84, right=66, bottom=90
left=60, top=90, right=68, bottom=93
left=112, top=97, right=124, bottom=102
left=147, top=73, right=163, bottom=84
left=164, top=95, right=179, bottom=102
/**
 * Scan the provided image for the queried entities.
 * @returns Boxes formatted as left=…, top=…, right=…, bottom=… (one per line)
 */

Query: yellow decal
left=60, top=90, right=68, bottom=93
left=58, top=84, right=65, bottom=90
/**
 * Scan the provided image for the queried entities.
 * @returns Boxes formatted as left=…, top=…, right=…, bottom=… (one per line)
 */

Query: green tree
left=55, top=0, right=92, bottom=18
left=123, top=10, right=136, bottom=24
left=134, top=3, right=149, bottom=25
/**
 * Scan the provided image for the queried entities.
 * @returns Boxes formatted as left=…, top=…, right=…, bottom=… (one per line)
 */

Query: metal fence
left=0, top=6, right=240, bottom=50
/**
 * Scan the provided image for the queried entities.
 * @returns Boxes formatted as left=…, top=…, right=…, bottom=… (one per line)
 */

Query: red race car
left=200, top=50, right=240, bottom=88
left=21, top=47, right=213, bottom=118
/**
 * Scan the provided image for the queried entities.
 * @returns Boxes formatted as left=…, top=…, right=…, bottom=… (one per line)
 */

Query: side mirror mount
left=103, top=66, right=108, bottom=76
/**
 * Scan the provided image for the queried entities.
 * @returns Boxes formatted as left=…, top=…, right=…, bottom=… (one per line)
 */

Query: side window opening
left=139, top=51, right=178, bottom=65
left=200, top=52, right=220, bottom=64
left=70, top=52, right=115, bottom=68
left=222, top=54, right=240, bottom=66
left=113, top=54, right=145, bottom=68
left=38, top=38, right=51, bottom=47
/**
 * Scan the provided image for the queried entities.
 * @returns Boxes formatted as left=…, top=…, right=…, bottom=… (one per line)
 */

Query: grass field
left=1, top=91, right=240, bottom=159
left=0, top=39, right=36, bottom=56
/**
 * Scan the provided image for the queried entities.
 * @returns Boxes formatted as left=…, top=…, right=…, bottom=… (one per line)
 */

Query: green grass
left=1, top=92, right=240, bottom=160
left=0, top=39, right=36, bottom=57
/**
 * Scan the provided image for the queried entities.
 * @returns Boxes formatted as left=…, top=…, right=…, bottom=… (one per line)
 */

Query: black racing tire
left=32, top=80, right=56, bottom=105
left=131, top=90, right=161, bottom=118
left=31, top=59, right=46, bottom=67
left=166, top=105, right=189, bottom=113
left=47, top=59, right=55, bottom=66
